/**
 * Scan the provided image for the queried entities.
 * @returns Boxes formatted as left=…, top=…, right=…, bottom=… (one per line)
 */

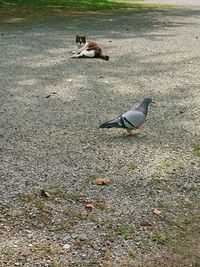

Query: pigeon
left=99, top=97, right=154, bottom=136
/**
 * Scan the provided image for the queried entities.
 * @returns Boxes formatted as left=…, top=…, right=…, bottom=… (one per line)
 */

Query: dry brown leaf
left=153, top=208, right=161, bottom=215
left=41, top=189, right=51, bottom=198
left=85, top=203, right=95, bottom=211
left=139, top=220, right=153, bottom=227
left=94, top=178, right=112, bottom=186
left=149, top=230, right=155, bottom=237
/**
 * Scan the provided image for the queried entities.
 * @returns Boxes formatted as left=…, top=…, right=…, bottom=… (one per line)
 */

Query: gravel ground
left=0, top=4, right=200, bottom=267
left=138, top=0, right=200, bottom=7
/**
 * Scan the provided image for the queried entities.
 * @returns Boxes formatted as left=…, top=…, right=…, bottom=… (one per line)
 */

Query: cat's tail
left=100, top=53, right=109, bottom=61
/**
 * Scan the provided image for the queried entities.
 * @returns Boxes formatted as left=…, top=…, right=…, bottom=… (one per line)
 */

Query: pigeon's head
left=143, top=97, right=154, bottom=105
left=139, top=98, right=155, bottom=115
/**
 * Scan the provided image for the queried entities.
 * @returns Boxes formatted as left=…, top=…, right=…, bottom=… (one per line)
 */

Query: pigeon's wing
left=121, top=109, right=146, bottom=130
left=99, top=116, right=123, bottom=128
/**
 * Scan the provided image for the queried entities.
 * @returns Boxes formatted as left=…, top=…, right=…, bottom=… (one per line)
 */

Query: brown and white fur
left=71, top=34, right=109, bottom=61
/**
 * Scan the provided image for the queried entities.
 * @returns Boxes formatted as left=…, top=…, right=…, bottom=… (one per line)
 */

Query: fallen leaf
left=85, top=203, right=95, bottom=211
left=41, top=189, right=51, bottom=198
left=149, top=230, right=155, bottom=237
left=94, top=178, right=112, bottom=186
left=139, top=220, right=153, bottom=227
left=45, top=95, right=51, bottom=98
left=153, top=208, right=161, bottom=215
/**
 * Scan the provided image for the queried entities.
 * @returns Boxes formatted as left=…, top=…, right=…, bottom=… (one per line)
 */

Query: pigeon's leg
left=138, top=125, right=144, bottom=130
left=127, top=129, right=140, bottom=136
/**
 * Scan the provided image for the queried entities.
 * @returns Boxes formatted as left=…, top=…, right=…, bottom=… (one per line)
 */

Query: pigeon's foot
left=138, top=125, right=144, bottom=130
left=127, top=129, right=140, bottom=136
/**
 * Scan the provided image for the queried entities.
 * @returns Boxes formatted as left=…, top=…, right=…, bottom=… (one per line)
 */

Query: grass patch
left=116, top=223, right=136, bottom=239
left=193, top=151, right=200, bottom=157
left=19, top=193, right=53, bottom=218
left=50, top=262, right=65, bottom=267
left=150, top=230, right=169, bottom=245
left=65, top=207, right=87, bottom=221
left=83, top=167, right=103, bottom=186
left=0, top=0, right=166, bottom=11
left=153, top=215, right=200, bottom=267
left=2, top=247, right=15, bottom=261
left=35, top=243, right=61, bottom=255
left=49, top=219, right=69, bottom=231
left=192, top=144, right=200, bottom=151
left=128, top=162, right=138, bottom=171
left=169, top=219, right=186, bottom=229
left=192, top=144, right=200, bottom=157
left=41, top=189, right=84, bottom=203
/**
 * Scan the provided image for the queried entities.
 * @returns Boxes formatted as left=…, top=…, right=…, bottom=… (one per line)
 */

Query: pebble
left=63, top=244, right=71, bottom=250
left=63, top=234, right=72, bottom=241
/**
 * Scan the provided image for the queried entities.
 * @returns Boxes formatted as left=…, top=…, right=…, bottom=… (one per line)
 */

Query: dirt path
left=0, top=4, right=200, bottom=266
left=137, top=0, right=200, bottom=6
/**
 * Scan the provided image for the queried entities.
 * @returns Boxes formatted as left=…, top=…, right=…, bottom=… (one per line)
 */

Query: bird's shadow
left=103, top=133, right=149, bottom=144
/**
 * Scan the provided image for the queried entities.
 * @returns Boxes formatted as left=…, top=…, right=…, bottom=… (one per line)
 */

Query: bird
left=99, top=97, right=155, bottom=136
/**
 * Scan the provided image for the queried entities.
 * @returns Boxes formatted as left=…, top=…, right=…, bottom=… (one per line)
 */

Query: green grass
left=193, top=151, right=200, bottom=157
left=0, top=0, right=163, bottom=11
left=116, top=223, right=136, bottom=239
left=192, top=144, right=200, bottom=157
left=50, top=262, right=65, bottom=267
left=2, top=247, right=15, bottom=261
left=192, top=144, right=200, bottom=151
left=128, top=162, right=138, bottom=171
left=151, top=231, right=169, bottom=245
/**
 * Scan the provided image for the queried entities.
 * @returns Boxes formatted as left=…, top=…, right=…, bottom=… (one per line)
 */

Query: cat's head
left=76, top=34, right=86, bottom=45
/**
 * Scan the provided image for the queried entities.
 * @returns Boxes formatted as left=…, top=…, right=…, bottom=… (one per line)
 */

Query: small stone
left=63, top=234, right=71, bottom=241
left=71, top=234, right=78, bottom=239
left=63, top=244, right=71, bottom=250
left=27, top=233, right=33, bottom=239
left=79, top=234, right=87, bottom=241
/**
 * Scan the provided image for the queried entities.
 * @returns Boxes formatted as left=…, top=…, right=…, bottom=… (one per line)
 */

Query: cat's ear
left=76, top=34, right=79, bottom=42
left=82, top=36, right=86, bottom=43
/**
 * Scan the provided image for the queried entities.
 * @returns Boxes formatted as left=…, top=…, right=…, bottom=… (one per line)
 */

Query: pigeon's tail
left=99, top=118, right=121, bottom=129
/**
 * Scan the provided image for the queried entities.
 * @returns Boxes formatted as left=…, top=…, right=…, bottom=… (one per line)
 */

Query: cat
left=71, top=34, right=109, bottom=61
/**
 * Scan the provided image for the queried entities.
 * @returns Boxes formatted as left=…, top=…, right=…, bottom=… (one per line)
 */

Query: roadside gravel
left=0, top=5, right=200, bottom=266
